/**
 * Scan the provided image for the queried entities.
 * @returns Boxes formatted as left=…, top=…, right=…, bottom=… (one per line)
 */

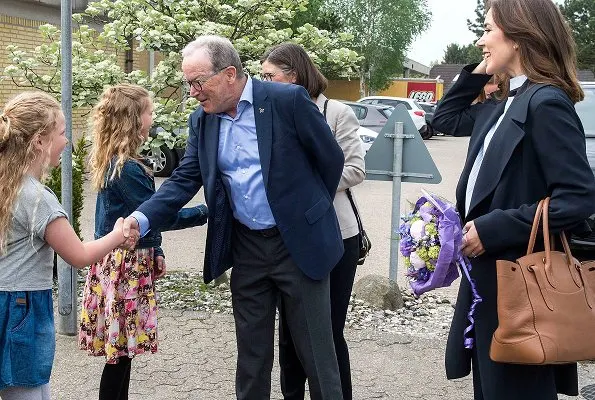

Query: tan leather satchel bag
left=490, top=197, right=595, bottom=364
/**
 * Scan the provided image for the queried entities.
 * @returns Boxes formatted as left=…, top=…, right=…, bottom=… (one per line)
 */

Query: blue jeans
left=0, top=290, right=55, bottom=390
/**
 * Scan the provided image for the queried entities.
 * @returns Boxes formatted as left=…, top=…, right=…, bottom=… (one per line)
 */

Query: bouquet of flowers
left=399, top=190, right=482, bottom=348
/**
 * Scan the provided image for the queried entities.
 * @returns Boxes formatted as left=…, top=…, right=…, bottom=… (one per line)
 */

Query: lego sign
left=407, top=82, right=436, bottom=102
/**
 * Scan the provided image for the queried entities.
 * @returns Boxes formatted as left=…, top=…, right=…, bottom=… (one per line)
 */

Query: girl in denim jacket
left=0, top=93, right=127, bottom=400
left=78, top=84, right=207, bottom=400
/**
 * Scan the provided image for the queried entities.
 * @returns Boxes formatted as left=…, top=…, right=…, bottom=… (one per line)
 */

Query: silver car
left=341, top=101, right=393, bottom=133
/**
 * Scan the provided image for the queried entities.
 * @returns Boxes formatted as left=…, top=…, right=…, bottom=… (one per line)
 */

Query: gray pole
left=148, top=50, right=155, bottom=78
left=57, top=0, right=77, bottom=335
left=388, top=122, right=404, bottom=282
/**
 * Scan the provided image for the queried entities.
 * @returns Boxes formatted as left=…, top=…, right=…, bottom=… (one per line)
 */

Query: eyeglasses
left=260, top=72, right=277, bottom=81
left=260, top=68, right=292, bottom=81
left=183, top=66, right=229, bottom=92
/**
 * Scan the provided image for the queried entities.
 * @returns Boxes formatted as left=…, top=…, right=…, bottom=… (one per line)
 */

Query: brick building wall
left=0, top=6, right=152, bottom=139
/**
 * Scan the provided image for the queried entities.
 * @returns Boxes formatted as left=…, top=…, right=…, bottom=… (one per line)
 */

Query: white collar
left=510, top=74, right=528, bottom=92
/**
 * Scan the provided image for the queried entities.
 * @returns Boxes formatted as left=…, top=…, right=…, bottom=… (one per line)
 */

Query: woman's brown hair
left=261, top=43, right=328, bottom=98
left=475, top=74, right=510, bottom=103
left=486, top=0, right=584, bottom=103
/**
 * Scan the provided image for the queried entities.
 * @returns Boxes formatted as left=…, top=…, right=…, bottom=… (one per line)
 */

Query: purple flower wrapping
left=402, top=193, right=461, bottom=296
left=400, top=190, right=482, bottom=349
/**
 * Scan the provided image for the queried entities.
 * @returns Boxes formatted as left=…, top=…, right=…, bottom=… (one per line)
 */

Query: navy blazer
left=433, top=64, right=595, bottom=395
left=138, top=79, right=345, bottom=283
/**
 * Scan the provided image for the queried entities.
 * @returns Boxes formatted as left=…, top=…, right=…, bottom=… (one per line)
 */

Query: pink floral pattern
left=79, top=248, right=158, bottom=364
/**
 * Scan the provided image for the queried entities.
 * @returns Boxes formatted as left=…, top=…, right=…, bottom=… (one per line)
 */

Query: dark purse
left=346, top=188, right=371, bottom=265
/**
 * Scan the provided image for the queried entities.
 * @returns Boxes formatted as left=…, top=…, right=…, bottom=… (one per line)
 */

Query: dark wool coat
left=432, top=64, right=595, bottom=400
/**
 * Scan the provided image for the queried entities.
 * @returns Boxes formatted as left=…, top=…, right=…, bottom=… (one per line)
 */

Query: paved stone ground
left=49, top=136, right=595, bottom=399
left=50, top=309, right=595, bottom=399
left=52, top=310, right=475, bottom=400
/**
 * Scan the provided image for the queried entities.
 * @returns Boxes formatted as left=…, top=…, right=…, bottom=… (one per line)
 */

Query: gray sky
left=406, top=0, right=564, bottom=67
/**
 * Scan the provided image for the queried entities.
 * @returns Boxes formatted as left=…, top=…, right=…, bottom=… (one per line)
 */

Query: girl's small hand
left=461, top=221, right=485, bottom=259
left=114, top=217, right=138, bottom=249
left=113, top=217, right=125, bottom=242
left=154, top=256, right=166, bottom=279
left=114, top=217, right=124, bottom=231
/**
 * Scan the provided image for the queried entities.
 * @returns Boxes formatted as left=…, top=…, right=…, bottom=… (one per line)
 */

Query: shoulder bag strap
left=322, top=99, right=329, bottom=118
left=323, top=97, right=364, bottom=234
left=346, top=188, right=365, bottom=234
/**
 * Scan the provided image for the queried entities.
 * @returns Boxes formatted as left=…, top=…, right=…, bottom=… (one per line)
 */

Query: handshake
left=112, top=216, right=141, bottom=250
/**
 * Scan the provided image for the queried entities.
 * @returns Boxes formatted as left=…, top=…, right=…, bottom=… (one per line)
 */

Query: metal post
left=57, top=0, right=76, bottom=335
left=149, top=50, right=155, bottom=78
left=389, top=122, right=404, bottom=282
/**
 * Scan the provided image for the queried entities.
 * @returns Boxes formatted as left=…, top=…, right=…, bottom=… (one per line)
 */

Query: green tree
left=4, top=0, right=360, bottom=148
left=326, top=0, right=431, bottom=93
left=467, top=0, right=486, bottom=40
left=45, top=136, right=89, bottom=239
left=292, top=0, right=343, bottom=33
left=438, top=0, right=484, bottom=67
left=443, top=43, right=482, bottom=64
left=560, top=0, right=595, bottom=73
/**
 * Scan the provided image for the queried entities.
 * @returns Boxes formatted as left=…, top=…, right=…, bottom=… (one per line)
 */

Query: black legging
left=99, top=356, right=132, bottom=400
left=279, top=234, right=360, bottom=400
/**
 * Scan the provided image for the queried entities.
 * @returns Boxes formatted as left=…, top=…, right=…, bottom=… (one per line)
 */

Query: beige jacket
left=315, top=94, right=366, bottom=239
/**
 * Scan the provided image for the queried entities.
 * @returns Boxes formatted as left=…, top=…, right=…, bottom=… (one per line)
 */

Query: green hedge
left=45, top=136, right=89, bottom=239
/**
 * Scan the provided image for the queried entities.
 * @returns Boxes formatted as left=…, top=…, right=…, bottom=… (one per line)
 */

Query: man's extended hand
left=121, top=216, right=140, bottom=250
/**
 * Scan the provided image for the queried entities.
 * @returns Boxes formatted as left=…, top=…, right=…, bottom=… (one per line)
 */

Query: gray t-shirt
left=0, top=175, right=67, bottom=291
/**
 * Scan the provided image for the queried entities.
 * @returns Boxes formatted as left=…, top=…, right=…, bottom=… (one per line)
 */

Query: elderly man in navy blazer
left=123, top=35, right=345, bottom=399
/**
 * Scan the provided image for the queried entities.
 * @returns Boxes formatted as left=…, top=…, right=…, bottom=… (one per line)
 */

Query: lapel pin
left=259, top=108, right=264, bottom=113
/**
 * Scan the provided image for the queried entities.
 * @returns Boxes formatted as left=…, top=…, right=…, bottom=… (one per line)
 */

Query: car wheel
left=149, top=146, right=177, bottom=177
left=421, top=127, right=433, bottom=140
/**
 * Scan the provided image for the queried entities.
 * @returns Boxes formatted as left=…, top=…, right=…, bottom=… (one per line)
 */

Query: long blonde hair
left=89, top=84, right=152, bottom=191
left=0, top=91, right=62, bottom=254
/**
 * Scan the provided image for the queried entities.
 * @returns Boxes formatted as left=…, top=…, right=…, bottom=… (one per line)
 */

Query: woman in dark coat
left=432, top=0, right=595, bottom=398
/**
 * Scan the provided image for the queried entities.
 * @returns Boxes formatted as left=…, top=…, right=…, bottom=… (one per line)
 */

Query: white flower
left=410, top=220, right=426, bottom=240
left=410, top=251, right=426, bottom=270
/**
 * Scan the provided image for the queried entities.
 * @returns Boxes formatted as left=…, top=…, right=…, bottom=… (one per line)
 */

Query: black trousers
left=99, top=357, right=132, bottom=400
left=279, top=235, right=360, bottom=400
left=230, top=222, right=343, bottom=400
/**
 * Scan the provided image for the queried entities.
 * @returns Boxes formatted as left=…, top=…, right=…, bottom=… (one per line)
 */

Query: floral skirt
left=79, top=248, right=158, bottom=364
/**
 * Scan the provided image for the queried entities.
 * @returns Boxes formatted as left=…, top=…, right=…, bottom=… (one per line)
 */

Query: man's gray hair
left=182, top=35, right=245, bottom=78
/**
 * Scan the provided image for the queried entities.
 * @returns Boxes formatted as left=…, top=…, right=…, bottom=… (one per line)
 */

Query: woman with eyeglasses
left=260, top=43, right=365, bottom=400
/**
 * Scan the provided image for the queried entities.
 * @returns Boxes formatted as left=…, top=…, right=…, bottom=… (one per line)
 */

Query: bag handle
left=527, top=197, right=574, bottom=267
left=526, top=199, right=545, bottom=255
left=542, top=197, right=553, bottom=266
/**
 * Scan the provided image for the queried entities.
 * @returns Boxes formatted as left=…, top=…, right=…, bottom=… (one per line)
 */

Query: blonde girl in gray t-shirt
left=0, top=92, right=130, bottom=400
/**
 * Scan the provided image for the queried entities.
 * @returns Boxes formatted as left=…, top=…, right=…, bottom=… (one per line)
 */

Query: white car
left=358, top=126, right=379, bottom=153
left=357, top=96, right=430, bottom=139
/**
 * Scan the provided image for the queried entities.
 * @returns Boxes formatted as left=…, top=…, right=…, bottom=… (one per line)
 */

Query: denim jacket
left=94, top=158, right=208, bottom=257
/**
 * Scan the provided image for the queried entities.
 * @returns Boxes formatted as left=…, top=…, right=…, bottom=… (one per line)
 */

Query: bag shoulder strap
left=322, top=97, right=364, bottom=234
left=346, top=188, right=365, bottom=234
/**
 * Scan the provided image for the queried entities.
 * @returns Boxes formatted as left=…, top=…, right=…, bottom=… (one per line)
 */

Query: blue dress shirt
left=133, top=76, right=275, bottom=234
left=216, top=77, right=275, bottom=229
